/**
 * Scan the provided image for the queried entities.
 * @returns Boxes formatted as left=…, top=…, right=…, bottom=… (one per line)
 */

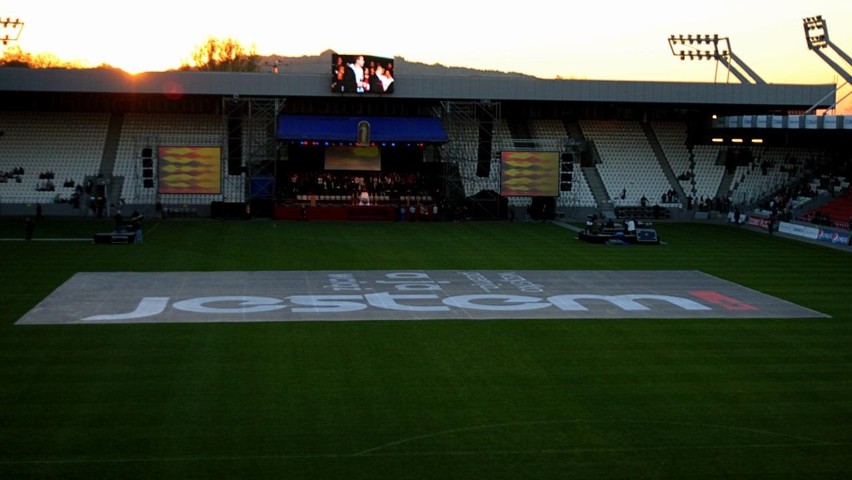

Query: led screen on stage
left=324, top=146, right=381, bottom=171
left=157, top=146, right=222, bottom=195
left=501, top=151, right=559, bottom=197
left=331, top=53, right=394, bottom=94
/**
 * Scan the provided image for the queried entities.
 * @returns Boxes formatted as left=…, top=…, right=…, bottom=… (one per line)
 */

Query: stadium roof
left=0, top=67, right=836, bottom=110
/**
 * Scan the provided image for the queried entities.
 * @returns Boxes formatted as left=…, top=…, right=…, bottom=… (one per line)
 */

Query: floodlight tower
left=668, top=34, right=765, bottom=84
left=1, top=17, right=24, bottom=45
left=802, top=15, right=852, bottom=86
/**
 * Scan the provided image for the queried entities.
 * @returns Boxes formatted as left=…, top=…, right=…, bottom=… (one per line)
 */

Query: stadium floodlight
left=802, top=15, right=852, bottom=88
left=803, top=16, right=828, bottom=50
left=667, top=33, right=765, bottom=84
left=0, top=17, right=23, bottom=45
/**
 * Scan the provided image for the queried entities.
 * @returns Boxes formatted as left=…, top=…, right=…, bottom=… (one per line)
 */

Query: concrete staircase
left=582, top=166, right=614, bottom=218
left=641, top=122, right=687, bottom=203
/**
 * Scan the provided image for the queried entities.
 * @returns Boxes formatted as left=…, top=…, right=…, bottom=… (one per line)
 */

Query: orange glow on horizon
left=3, top=0, right=852, bottom=112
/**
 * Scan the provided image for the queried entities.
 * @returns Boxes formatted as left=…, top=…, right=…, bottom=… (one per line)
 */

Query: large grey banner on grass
left=16, top=270, right=827, bottom=325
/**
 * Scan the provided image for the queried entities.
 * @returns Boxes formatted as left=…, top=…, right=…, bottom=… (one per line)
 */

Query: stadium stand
left=0, top=60, right=845, bottom=226
left=579, top=119, right=673, bottom=208
left=527, top=119, right=568, bottom=151
left=0, top=112, right=109, bottom=204
left=800, top=182, right=852, bottom=229
left=0, top=105, right=837, bottom=225
left=727, top=146, right=815, bottom=206
left=443, top=117, right=481, bottom=198
left=651, top=120, right=725, bottom=203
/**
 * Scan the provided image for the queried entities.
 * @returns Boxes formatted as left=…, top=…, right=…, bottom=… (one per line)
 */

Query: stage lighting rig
left=667, top=33, right=765, bottom=84
left=0, top=17, right=24, bottom=45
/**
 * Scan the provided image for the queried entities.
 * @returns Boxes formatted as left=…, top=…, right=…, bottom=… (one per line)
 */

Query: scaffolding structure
left=222, top=96, right=286, bottom=203
left=438, top=101, right=584, bottom=218
left=436, top=100, right=502, bottom=217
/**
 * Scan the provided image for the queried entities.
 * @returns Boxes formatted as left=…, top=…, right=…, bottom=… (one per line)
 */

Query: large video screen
left=157, top=146, right=222, bottom=195
left=324, top=146, right=381, bottom=171
left=331, top=53, right=394, bottom=94
left=500, top=151, right=559, bottom=197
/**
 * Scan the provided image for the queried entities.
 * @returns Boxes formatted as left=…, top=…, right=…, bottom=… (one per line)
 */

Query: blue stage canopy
left=277, top=116, right=448, bottom=143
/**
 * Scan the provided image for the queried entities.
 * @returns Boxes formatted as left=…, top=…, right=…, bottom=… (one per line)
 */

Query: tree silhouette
left=183, top=37, right=260, bottom=72
left=0, top=46, right=86, bottom=69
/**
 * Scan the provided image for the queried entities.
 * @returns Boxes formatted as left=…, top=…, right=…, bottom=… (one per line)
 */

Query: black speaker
left=561, top=153, right=573, bottom=173
left=476, top=119, right=493, bottom=178
left=560, top=181, right=572, bottom=192
left=227, top=118, right=243, bottom=175
left=561, top=172, right=573, bottom=182
left=142, top=157, right=153, bottom=169
left=143, top=168, right=153, bottom=178
left=476, top=143, right=491, bottom=177
left=476, top=159, right=490, bottom=177
left=142, top=147, right=153, bottom=158
left=143, top=179, right=154, bottom=188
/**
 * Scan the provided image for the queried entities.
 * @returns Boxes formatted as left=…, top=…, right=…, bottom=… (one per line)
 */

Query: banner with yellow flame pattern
left=500, top=151, right=559, bottom=197
left=157, top=146, right=222, bottom=195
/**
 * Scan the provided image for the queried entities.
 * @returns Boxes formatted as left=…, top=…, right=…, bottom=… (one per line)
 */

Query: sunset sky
left=2, top=1, right=852, bottom=110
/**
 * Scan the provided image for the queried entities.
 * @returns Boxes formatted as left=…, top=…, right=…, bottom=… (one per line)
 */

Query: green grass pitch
left=0, top=218, right=850, bottom=479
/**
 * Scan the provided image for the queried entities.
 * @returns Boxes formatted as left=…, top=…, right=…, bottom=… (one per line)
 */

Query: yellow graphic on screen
left=501, top=151, right=559, bottom=197
left=157, top=146, right=222, bottom=194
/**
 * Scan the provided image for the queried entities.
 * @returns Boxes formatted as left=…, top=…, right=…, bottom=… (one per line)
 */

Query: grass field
left=1, top=218, right=850, bottom=479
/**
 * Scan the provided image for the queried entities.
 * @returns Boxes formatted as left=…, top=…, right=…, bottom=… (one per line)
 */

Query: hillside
left=261, top=49, right=535, bottom=79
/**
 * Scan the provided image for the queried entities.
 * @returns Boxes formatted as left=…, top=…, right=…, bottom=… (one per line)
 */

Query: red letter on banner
left=688, top=291, right=759, bottom=311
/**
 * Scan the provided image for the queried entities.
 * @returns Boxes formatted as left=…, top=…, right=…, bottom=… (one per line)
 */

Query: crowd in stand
left=809, top=211, right=835, bottom=227
left=762, top=158, right=850, bottom=228
left=0, top=167, right=24, bottom=183
left=34, top=171, right=74, bottom=192
left=661, top=189, right=679, bottom=204
left=694, top=196, right=733, bottom=214
left=0, top=167, right=83, bottom=193
left=35, top=180, right=56, bottom=191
